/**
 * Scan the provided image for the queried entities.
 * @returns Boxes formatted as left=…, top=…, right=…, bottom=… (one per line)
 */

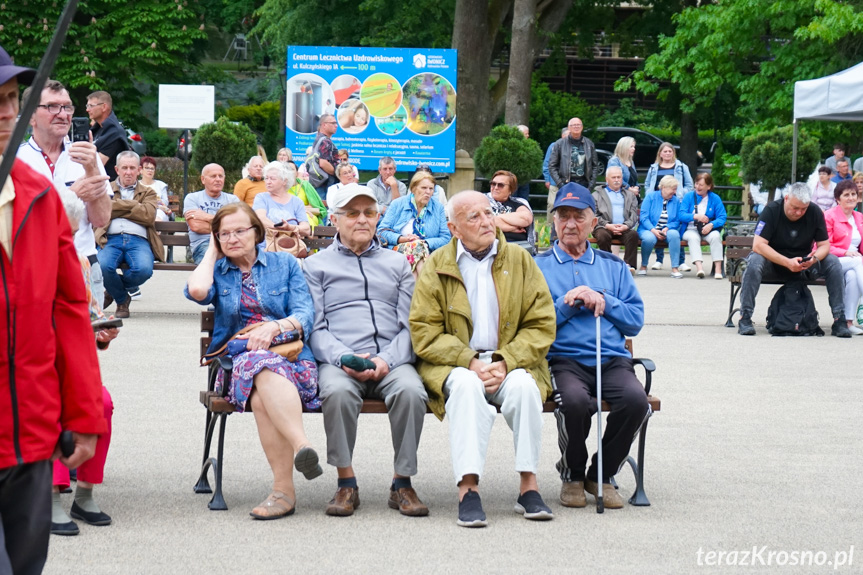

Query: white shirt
left=17, top=138, right=112, bottom=256
left=107, top=184, right=148, bottom=238
left=850, top=214, right=862, bottom=251
left=456, top=239, right=500, bottom=352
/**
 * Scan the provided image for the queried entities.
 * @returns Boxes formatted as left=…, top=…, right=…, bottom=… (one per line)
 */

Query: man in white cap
left=0, top=45, right=106, bottom=574
left=303, top=183, right=429, bottom=518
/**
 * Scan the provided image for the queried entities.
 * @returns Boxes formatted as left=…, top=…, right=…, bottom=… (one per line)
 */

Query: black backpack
left=765, top=281, right=824, bottom=336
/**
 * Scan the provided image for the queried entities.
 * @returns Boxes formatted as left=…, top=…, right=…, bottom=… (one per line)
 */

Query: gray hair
left=264, top=161, right=296, bottom=188
left=379, top=156, right=396, bottom=168
left=246, top=155, right=264, bottom=168
left=659, top=175, right=679, bottom=190
left=606, top=165, right=623, bottom=177
left=116, top=150, right=140, bottom=165
left=337, top=162, right=355, bottom=177
left=58, top=187, right=84, bottom=232
left=787, top=182, right=811, bottom=204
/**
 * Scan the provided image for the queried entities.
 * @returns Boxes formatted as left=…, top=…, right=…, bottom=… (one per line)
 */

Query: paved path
left=43, top=262, right=863, bottom=574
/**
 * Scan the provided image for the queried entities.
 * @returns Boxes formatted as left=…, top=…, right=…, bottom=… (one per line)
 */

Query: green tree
left=739, top=126, right=820, bottom=201
left=529, top=76, right=599, bottom=152
left=474, top=125, right=543, bottom=186
left=0, top=0, right=208, bottom=128
left=193, top=116, right=258, bottom=173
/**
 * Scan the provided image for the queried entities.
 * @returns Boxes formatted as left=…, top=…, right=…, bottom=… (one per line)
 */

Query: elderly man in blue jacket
left=535, top=182, right=650, bottom=510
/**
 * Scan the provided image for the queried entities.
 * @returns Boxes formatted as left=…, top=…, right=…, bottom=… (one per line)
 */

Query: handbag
left=265, top=218, right=308, bottom=258
left=201, top=321, right=303, bottom=366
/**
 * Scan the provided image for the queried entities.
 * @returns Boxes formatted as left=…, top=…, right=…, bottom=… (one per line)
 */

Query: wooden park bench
left=723, top=235, right=826, bottom=327
left=192, top=309, right=661, bottom=512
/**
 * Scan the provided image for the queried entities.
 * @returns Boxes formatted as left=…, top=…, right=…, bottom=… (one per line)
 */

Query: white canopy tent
left=792, top=61, right=863, bottom=178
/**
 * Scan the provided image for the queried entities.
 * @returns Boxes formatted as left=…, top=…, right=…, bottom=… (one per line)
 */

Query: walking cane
left=595, top=313, right=604, bottom=513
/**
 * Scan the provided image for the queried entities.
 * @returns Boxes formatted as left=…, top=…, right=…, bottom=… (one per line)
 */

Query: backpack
left=765, top=281, right=824, bottom=336
left=304, top=135, right=330, bottom=188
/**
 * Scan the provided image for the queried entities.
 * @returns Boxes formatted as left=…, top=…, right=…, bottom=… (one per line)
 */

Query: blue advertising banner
left=285, top=46, right=458, bottom=173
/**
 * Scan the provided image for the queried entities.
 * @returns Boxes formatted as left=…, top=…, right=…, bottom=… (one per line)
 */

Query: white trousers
left=839, top=256, right=863, bottom=320
left=682, top=229, right=723, bottom=263
left=443, top=360, right=543, bottom=484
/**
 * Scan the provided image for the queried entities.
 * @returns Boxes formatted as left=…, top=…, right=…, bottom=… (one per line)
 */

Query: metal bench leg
left=725, top=283, right=741, bottom=327
left=626, top=415, right=652, bottom=506
left=193, top=410, right=217, bottom=494
left=208, top=413, right=228, bottom=511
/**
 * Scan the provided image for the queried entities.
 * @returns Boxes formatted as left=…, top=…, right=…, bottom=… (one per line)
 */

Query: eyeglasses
left=216, top=227, right=254, bottom=241
left=37, top=104, right=74, bottom=115
left=490, top=181, right=508, bottom=189
left=142, top=165, right=156, bottom=171
left=334, top=208, right=379, bottom=220
left=85, top=102, right=105, bottom=110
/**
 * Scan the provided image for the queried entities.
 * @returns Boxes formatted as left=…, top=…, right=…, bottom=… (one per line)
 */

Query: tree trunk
left=453, top=0, right=494, bottom=153
left=679, top=111, right=700, bottom=177
left=505, top=0, right=537, bottom=126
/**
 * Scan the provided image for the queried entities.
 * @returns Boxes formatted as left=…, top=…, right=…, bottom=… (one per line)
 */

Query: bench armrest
left=632, top=357, right=655, bottom=395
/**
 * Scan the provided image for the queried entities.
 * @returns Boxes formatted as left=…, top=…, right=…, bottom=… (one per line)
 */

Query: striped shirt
left=655, top=200, right=668, bottom=230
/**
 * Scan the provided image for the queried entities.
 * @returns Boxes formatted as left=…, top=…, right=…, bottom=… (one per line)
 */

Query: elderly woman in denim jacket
left=185, top=202, right=322, bottom=521
left=643, top=143, right=694, bottom=271
left=378, top=171, right=451, bottom=277
left=638, top=175, right=684, bottom=278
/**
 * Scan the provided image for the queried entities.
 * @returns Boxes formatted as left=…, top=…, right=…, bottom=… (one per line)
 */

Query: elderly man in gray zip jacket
left=304, top=183, right=429, bottom=518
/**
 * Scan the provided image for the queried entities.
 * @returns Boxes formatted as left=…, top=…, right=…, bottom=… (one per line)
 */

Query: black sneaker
left=457, top=489, right=487, bottom=528
left=738, top=316, right=755, bottom=336
left=831, top=319, right=852, bottom=338
left=50, top=520, right=79, bottom=536
left=70, top=501, right=112, bottom=526
left=515, top=490, right=554, bottom=521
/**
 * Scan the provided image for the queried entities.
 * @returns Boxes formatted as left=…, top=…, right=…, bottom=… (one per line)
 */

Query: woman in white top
left=140, top=156, right=172, bottom=221
left=810, top=165, right=837, bottom=211
left=825, top=179, right=863, bottom=334
left=326, top=162, right=358, bottom=199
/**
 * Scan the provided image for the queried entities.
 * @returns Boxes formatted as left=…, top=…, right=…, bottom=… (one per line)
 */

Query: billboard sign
left=285, top=46, right=457, bottom=173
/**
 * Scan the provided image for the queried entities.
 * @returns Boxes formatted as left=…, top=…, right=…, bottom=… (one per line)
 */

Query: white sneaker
left=670, top=271, right=683, bottom=279
left=678, top=263, right=692, bottom=272
left=636, top=269, right=647, bottom=276
left=848, top=325, right=863, bottom=335
left=651, top=262, right=663, bottom=270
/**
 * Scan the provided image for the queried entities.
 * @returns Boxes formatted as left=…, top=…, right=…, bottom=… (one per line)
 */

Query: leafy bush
left=740, top=125, right=820, bottom=201
left=224, top=101, right=280, bottom=135
left=598, top=99, right=670, bottom=131
left=192, top=116, right=258, bottom=173
left=142, top=129, right=177, bottom=158
left=529, top=76, right=599, bottom=152
left=474, top=125, right=544, bottom=187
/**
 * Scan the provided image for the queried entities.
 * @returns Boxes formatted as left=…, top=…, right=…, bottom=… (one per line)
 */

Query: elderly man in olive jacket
left=409, top=190, right=556, bottom=528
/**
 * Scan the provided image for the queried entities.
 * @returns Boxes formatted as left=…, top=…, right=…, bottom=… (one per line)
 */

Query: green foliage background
left=192, top=116, right=258, bottom=173
left=474, top=125, right=544, bottom=187
left=740, top=126, right=821, bottom=199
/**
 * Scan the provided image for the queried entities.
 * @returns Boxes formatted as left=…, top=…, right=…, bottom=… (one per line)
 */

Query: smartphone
left=70, top=117, right=90, bottom=143
left=91, top=318, right=123, bottom=331
left=800, top=255, right=813, bottom=263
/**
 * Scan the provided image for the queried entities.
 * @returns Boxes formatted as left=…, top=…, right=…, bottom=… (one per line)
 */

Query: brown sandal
left=250, top=491, right=295, bottom=520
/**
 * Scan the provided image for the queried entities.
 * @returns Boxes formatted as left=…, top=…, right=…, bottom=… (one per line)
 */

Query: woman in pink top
left=825, top=179, right=863, bottom=333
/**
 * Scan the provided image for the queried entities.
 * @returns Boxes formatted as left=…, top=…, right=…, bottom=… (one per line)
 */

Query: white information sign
left=158, top=85, right=215, bottom=129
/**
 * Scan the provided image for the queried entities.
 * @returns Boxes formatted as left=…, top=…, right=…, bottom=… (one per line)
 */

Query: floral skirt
left=393, top=240, right=430, bottom=273
left=216, top=352, right=320, bottom=413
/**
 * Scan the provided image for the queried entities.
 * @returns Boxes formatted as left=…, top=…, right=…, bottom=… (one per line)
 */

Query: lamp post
left=279, top=68, right=287, bottom=150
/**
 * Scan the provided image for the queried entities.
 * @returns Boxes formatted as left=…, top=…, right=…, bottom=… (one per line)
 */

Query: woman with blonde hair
left=606, top=136, right=639, bottom=197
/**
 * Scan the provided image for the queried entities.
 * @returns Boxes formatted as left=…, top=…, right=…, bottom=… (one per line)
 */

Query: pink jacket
left=825, top=206, right=863, bottom=257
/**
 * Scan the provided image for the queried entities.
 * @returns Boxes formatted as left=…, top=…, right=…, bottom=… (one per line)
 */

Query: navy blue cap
left=552, top=182, right=595, bottom=212
left=0, top=46, right=35, bottom=86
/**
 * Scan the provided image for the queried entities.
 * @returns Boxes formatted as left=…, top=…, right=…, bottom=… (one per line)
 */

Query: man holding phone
left=738, top=182, right=850, bottom=337
left=17, top=79, right=112, bottom=305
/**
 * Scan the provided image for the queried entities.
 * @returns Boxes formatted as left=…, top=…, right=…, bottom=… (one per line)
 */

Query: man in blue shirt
left=831, top=158, right=852, bottom=184
left=535, top=182, right=650, bottom=510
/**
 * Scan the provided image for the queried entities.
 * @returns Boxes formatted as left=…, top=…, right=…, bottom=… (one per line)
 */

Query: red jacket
left=0, top=160, right=106, bottom=469
left=825, top=205, right=863, bottom=257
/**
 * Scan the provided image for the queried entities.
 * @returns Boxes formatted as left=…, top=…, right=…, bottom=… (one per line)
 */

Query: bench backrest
left=725, top=235, right=754, bottom=262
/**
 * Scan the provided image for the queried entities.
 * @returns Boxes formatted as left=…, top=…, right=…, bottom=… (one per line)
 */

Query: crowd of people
left=4, top=38, right=863, bottom=575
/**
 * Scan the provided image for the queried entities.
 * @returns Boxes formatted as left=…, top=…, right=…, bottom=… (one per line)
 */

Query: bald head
left=446, top=191, right=496, bottom=252
left=201, top=163, right=226, bottom=197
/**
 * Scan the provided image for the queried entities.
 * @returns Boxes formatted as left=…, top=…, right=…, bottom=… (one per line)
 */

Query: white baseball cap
left=328, top=183, right=378, bottom=209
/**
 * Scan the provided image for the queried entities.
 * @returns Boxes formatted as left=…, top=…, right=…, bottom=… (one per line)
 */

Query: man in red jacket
left=0, top=46, right=106, bottom=575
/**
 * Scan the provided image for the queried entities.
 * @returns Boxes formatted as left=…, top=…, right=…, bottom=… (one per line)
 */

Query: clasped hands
left=342, top=352, right=390, bottom=382
left=468, top=357, right=507, bottom=394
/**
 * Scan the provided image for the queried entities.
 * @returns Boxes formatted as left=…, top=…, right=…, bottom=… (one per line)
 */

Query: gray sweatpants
left=319, top=363, right=428, bottom=477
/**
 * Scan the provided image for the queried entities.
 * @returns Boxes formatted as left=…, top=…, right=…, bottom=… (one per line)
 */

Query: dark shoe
left=832, top=319, right=852, bottom=338
left=103, top=293, right=114, bottom=310
left=584, top=479, right=624, bottom=509
left=51, top=520, right=79, bottom=536
left=293, top=447, right=323, bottom=480
left=60, top=486, right=73, bottom=494
left=388, top=487, right=429, bottom=517
left=559, top=481, right=586, bottom=508
left=457, top=489, right=487, bottom=528
left=738, top=316, right=755, bottom=336
left=326, top=487, right=360, bottom=516
left=515, top=490, right=554, bottom=520
left=114, top=298, right=130, bottom=319
left=70, top=501, right=112, bottom=526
